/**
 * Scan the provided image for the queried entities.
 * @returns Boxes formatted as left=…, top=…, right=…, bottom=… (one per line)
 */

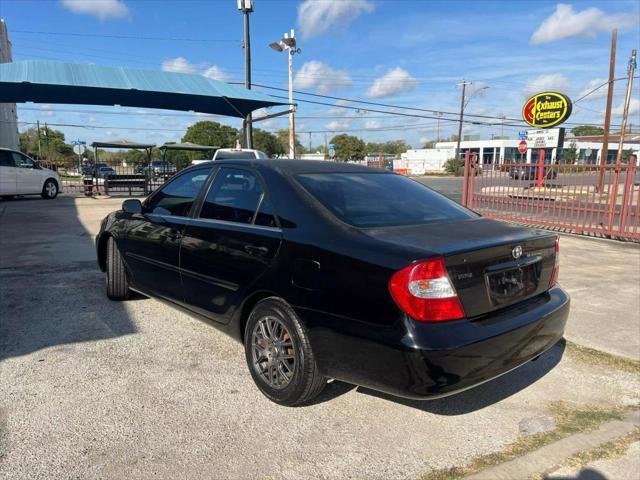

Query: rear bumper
left=307, top=286, right=570, bottom=400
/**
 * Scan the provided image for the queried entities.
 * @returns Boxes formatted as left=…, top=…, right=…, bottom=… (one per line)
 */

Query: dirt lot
left=1, top=196, right=638, bottom=479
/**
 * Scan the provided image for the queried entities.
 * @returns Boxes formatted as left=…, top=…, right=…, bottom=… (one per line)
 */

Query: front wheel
left=41, top=179, right=58, bottom=199
left=244, top=298, right=326, bottom=406
left=106, top=237, right=130, bottom=300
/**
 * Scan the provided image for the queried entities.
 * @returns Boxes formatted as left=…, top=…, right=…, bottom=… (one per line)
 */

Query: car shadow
left=544, top=468, right=608, bottom=480
left=355, top=339, right=565, bottom=415
left=0, top=195, right=137, bottom=361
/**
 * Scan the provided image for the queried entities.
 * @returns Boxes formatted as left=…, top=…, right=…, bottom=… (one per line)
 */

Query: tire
left=41, top=179, right=59, bottom=199
left=106, top=237, right=130, bottom=300
left=244, top=298, right=326, bottom=406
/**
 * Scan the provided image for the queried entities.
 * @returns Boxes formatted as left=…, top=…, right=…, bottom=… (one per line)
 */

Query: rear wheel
left=106, top=237, right=130, bottom=300
left=244, top=298, right=326, bottom=406
left=41, top=179, right=58, bottom=199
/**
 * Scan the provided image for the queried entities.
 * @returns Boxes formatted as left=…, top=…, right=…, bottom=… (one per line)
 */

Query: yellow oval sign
left=522, top=91, right=572, bottom=129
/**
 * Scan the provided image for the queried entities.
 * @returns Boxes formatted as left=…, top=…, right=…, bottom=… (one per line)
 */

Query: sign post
left=536, top=149, right=545, bottom=188
left=72, top=140, right=86, bottom=174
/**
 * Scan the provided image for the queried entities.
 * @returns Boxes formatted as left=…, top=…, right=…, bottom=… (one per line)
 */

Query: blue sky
left=1, top=0, right=639, bottom=148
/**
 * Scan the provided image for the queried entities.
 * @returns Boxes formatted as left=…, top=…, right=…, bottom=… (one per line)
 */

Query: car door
left=0, top=150, right=17, bottom=195
left=180, top=166, right=282, bottom=323
left=119, top=166, right=213, bottom=302
left=12, top=152, right=43, bottom=194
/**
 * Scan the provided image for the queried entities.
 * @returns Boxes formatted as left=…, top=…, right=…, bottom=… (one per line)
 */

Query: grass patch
left=565, top=341, right=640, bottom=375
left=557, top=427, right=640, bottom=471
left=420, top=402, right=631, bottom=480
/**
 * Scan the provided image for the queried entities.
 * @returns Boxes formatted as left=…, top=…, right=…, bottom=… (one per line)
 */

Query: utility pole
left=36, top=120, right=42, bottom=159
left=614, top=49, right=637, bottom=165
left=455, top=81, right=471, bottom=161
left=238, top=0, right=254, bottom=149
left=599, top=29, right=617, bottom=192
left=308, top=131, right=311, bottom=152
left=435, top=111, right=442, bottom=143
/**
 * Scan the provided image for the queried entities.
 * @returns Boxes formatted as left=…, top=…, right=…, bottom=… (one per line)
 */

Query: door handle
left=167, top=229, right=182, bottom=241
left=244, top=245, right=269, bottom=256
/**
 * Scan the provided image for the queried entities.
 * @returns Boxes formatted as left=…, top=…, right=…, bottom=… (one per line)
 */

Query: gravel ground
left=0, top=196, right=638, bottom=480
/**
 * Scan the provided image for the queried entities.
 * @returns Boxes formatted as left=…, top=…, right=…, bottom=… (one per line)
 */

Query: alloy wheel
left=251, top=315, right=296, bottom=390
left=46, top=181, right=57, bottom=198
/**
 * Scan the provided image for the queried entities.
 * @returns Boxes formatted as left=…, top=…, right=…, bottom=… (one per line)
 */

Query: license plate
left=487, top=265, right=537, bottom=305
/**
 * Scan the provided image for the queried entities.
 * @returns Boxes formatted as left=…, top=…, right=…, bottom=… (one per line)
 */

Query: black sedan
left=96, top=160, right=569, bottom=406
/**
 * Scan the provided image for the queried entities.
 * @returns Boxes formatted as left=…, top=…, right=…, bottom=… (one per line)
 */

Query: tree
left=330, top=134, right=365, bottom=161
left=182, top=121, right=239, bottom=149
left=253, top=129, right=284, bottom=158
left=571, top=125, right=604, bottom=137
left=422, top=140, right=436, bottom=149
left=19, top=127, right=75, bottom=166
left=275, top=129, right=305, bottom=157
left=366, top=140, right=411, bottom=155
left=560, top=141, right=578, bottom=164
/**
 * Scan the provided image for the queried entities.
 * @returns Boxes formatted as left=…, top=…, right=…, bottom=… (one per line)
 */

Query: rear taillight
left=388, top=257, right=465, bottom=322
left=548, top=236, right=560, bottom=288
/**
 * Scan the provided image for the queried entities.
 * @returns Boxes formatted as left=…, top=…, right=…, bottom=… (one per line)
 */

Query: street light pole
left=288, top=38, right=295, bottom=158
left=270, top=29, right=299, bottom=159
left=455, top=81, right=471, bottom=161
left=238, top=0, right=254, bottom=148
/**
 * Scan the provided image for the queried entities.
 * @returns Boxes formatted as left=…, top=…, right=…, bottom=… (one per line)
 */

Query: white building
left=397, top=135, right=640, bottom=174
left=0, top=19, right=19, bottom=150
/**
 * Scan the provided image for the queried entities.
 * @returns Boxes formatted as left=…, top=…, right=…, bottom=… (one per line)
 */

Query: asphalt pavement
left=0, top=196, right=638, bottom=480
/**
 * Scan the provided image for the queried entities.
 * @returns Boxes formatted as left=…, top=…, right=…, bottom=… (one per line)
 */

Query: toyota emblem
left=512, top=245, right=523, bottom=259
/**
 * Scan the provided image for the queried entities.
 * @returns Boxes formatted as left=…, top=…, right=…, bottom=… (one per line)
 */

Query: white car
left=0, top=148, right=62, bottom=199
left=191, top=147, right=269, bottom=165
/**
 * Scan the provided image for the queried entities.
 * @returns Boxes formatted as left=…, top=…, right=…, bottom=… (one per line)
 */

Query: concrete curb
left=463, top=411, right=640, bottom=480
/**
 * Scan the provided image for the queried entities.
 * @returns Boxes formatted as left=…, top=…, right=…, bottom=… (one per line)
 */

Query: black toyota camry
left=96, top=160, right=569, bottom=406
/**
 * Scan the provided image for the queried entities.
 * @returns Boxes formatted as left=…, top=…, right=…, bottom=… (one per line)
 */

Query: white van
left=0, top=148, right=62, bottom=199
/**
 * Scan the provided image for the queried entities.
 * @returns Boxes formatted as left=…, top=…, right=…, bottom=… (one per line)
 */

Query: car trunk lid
left=364, top=218, right=557, bottom=318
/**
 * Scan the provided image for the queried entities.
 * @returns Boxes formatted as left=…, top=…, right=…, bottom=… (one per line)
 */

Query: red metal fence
left=461, top=152, right=640, bottom=241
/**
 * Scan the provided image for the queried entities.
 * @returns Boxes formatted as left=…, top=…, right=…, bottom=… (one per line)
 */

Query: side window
left=12, top=153, right=35, bottom=168
left=200, top=168, right=266, bottom=225
left=146, top=167, right=212, bottom=217
left=0, top=151, right=15, bottom=167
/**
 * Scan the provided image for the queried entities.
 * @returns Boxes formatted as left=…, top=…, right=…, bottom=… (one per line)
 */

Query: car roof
left=202, top=159, right=389, bottom=175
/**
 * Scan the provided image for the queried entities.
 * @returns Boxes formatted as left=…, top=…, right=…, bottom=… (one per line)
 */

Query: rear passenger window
left=0, top=151, right=15, bottom=167
left=200, top=168, right=274, bottom=226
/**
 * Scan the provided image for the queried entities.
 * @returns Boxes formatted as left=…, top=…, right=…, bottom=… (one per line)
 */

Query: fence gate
left=461, top=151, right=640, bottom=241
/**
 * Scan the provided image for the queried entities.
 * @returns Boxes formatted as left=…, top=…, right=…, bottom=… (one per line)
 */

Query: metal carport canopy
left=0, top=60, right=289, bottom=117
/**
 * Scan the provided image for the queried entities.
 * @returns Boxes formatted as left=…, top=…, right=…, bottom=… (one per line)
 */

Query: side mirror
left=122, top=199, right=143, bottom=214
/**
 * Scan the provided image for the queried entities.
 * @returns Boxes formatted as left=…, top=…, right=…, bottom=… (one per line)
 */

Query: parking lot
left=1, top=195, right=639, bottom=479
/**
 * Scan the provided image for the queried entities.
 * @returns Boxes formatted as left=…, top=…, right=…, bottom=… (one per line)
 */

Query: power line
left=12, top=29, right=239, bottom=43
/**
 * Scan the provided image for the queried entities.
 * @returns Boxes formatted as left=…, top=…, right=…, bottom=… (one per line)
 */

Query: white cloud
left=61, top=0, right=129, bottom=20
left=161, top=57, right=198, bottom=74
left=531, top=4, right=637, bottom=45
left=366, top=68, right=418, bottom=98
left=579, top=78, right=608, bottom=100
left=365, top=120, right=381, bottom=129
left=203, top=65, right=230, bottom=82
left=523, top=74, right=569, bottom=96
left=326, top=119, right=351, bottom=131
left=297, top=0, right=374, bottom=39
left=612, top=98, right=639, bottom=116
left=294, top=61, right=352, bottom=94
left=162, top=57, right=231, bottom=82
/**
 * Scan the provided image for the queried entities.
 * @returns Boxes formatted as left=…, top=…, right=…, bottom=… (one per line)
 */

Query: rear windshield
left=296, top=172, right=475, bottom=228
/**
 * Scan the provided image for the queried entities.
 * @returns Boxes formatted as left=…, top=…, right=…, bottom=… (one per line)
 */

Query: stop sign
left=518, top=140, right=527, bottom=154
